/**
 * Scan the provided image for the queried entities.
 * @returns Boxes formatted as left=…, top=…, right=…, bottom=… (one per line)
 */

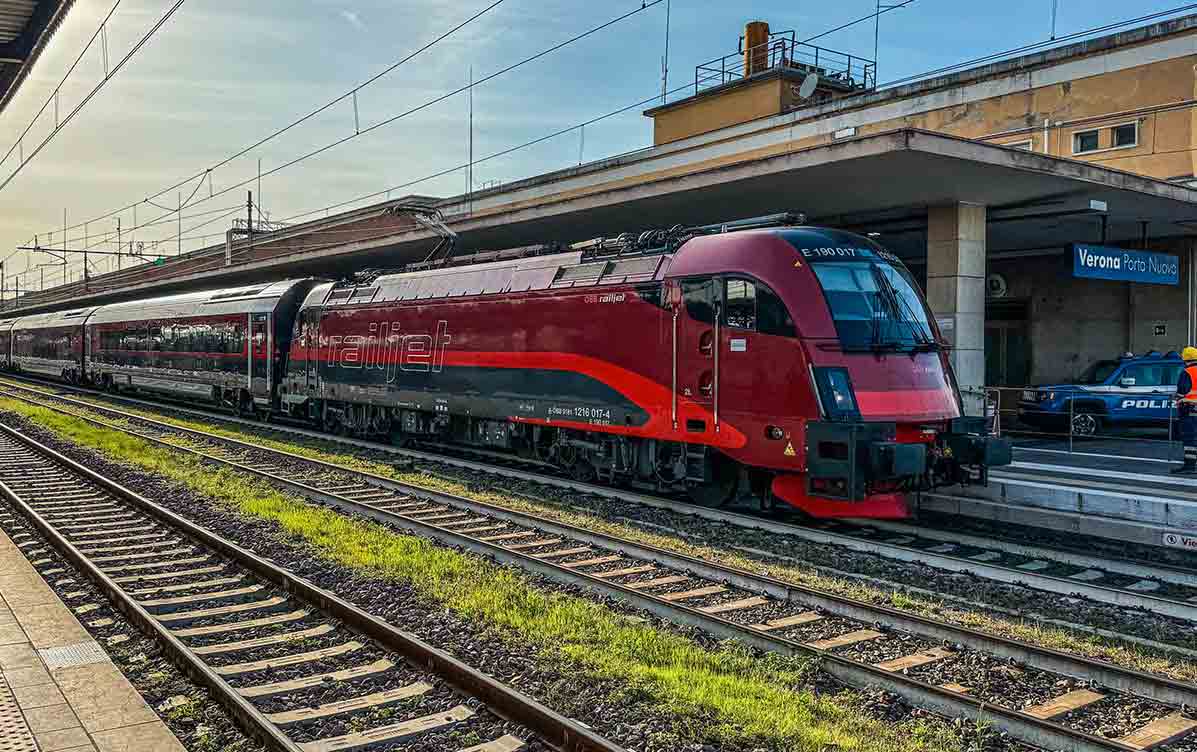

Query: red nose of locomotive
left=759, top=229, right=1011, bottom=517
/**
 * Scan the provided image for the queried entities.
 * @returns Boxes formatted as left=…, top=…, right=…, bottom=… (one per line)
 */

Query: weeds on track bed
left=16, top=383, right=1193, bottom=686
left=1, top=397, right=970, bottom=752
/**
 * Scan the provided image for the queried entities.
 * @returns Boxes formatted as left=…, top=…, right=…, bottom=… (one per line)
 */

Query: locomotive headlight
left=812, top=367, right=861, bottom=421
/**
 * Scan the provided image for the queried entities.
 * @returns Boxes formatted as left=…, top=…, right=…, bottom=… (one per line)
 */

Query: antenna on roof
left=797, top=72, right=818, bottom=100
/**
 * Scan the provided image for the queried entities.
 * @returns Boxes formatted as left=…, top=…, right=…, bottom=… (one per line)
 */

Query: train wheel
left=569, top=461, right=596, bottom=483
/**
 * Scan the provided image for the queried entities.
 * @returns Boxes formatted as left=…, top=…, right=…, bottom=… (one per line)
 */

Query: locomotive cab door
left=304, top=308, right=321, bottom=395
left=676, top=278, right=721, bottom=434
left=250, top=314, right=269, bottom=399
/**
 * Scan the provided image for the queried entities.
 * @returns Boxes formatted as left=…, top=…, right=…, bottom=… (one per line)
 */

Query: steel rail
left=0, top=432, right=301, bottom=752
left=1, top=376, right=1191, bottom=620
left=2, top=372, right=1189, bottom=588
left=0, top=420, right=625, bottom=752
left=0, top=393, right=1179, bottom=751
left=6, top=384, right=1197, bottom=699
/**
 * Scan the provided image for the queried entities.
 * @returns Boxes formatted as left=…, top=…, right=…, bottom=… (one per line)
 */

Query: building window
left=1006, top=140, right=1033, bottom=151
left=1112, top=122, right=1137, bottom=148
left=1073, top=129, right=1099, bottom=154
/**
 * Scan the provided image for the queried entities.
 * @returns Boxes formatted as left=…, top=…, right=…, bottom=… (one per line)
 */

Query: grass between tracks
left=7, top=379, right=1197, bottom=687
left=12, top=381, right=1194, bottom=686
left=1, top=397, right=968, bottom=752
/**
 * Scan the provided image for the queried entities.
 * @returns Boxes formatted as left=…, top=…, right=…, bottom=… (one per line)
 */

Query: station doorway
left=985, top=299, right=1031, bottom=390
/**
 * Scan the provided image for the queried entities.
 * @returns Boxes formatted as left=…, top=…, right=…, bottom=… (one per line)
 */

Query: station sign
left=1073, top=244, right=1179, bottom=285
left=1164, top=532, right=1197, bottom=551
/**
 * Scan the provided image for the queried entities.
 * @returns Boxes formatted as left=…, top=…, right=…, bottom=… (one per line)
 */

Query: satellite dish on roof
left=797, top=73, right=819, bottom=100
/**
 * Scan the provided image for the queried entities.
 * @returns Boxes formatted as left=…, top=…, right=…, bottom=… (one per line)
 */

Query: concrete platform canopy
left=13, top=128, right=1197, bottom=308
left=0, top=0, right=78, bottom=115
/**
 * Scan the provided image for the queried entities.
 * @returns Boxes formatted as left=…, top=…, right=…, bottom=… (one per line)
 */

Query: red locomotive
left=0, top=214, right=1010, bottom=518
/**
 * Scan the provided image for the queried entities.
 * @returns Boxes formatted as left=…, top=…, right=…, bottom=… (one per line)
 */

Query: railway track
left=0, top=420, right=622, bottom=752
left=2, top=374, right=1194, bottom=622
left=3, top=383, right=1197, bottom=749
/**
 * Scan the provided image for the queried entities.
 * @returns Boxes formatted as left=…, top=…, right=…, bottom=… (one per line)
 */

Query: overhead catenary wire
left=0, top=0, right=190, bottom=194
left=32, top=0, right=512, bottom=242
left=17, top=204, right=244, bottom=285
left=38, top=0, right=915, bottom=287
left=281, top=0, right=921, bottom=224
left=876, top=4, right=1197, bottom=88
left=283, top=1, right=1197, bottom=224
left=3, top=204, right=243, bottom=267
left=16, top=0, right=914, bottom=282
left=130, top=0, right=668, bottom=218
left=25, top=0, right=668, bottom=283
left=0, top=0, right=125, bottom=173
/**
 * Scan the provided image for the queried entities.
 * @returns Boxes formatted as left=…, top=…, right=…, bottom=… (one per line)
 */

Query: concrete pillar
left=927, top=203, right=987, bottom=417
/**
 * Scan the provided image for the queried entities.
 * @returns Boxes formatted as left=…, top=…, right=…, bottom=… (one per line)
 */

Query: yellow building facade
left=647, top=17, right=1197, bottom=186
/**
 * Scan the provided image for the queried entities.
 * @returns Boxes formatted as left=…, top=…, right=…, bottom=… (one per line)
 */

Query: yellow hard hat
left=1184, top=346, right=1197, bottom=362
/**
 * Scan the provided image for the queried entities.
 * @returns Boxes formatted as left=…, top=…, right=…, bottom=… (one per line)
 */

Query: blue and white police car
left=1017, top=352, right=1183, bottom=436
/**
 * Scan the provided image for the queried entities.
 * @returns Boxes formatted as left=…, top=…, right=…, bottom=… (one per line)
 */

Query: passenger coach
left=84, top=280, right=317, bottom=414
left=0, top=318, right=17, bottom=368
left=10, top=308, right=95, bottom=381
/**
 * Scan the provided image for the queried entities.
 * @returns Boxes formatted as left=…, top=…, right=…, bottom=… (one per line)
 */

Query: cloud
left=339, top=9, right=365, bottom=30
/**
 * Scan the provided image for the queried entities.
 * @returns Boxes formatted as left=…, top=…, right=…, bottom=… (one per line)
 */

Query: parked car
left=1017, top=352, right=1183, bottom=436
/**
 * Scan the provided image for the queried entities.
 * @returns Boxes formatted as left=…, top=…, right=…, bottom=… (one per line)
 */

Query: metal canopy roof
left=0, top=0, right=77, bottom=115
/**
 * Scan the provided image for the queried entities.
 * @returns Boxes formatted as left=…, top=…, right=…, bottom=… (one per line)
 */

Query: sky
left=0, top=0, right=1191, bottom=291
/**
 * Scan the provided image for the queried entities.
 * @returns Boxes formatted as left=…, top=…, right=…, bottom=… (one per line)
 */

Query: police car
left=1017, top=351, right=1183, bottom=436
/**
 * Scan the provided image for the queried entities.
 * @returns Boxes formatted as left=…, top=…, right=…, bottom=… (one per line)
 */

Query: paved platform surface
left=1002, top=442, right=1197, bottom=501
left=912, top=435, right=1197, bottom=548
left=0, top=526, right=186, bottom=752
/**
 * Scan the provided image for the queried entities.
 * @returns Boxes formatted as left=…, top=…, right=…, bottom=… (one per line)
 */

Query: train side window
left=757, top=284, right=796, bottom=337
left=682, top=279, right=719, bottom=324
left=634, top=283, right=666, bottom=309
left=724, top=279, right=756, bottom=330
left=719, top=278, right=796, bottom=336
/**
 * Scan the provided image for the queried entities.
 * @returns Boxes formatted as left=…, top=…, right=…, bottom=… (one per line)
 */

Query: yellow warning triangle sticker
left=793, top=260, right=803, bottom=268
left=783, top=441, right=796, bottom=457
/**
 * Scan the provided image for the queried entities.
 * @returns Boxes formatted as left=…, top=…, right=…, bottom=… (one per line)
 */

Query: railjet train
left=0, top=214, right=1010, bottom=518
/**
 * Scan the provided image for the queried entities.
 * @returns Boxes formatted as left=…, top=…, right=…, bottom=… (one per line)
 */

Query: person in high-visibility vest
left=1174, top=346, right=1197, bottom=474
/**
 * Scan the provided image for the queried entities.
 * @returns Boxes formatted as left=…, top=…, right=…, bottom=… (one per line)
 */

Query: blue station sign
left=1073, top=244, right=1179, bottom=285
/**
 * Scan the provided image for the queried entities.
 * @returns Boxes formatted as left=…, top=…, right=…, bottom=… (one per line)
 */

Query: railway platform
left=919, top=437, right=1197, bottom=551
left=0, top=526, right=184, bottom=752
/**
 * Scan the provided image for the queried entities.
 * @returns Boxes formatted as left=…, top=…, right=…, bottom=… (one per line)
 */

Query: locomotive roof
left=304, top=222, right=896, bottom=309
left=308, top=249, right=672, bottom=307
left=86, top=279, right=314, bottom=325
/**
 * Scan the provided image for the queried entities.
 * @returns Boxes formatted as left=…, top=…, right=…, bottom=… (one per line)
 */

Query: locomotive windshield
left=810, top=260, right=937, bottom=352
